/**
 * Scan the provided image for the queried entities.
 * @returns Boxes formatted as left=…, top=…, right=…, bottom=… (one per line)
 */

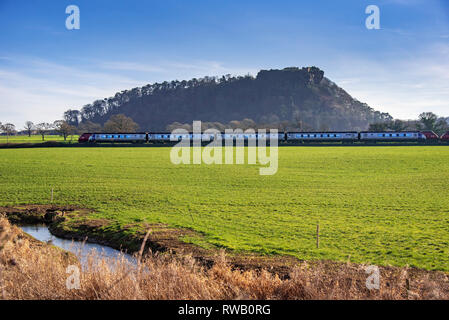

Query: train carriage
left=359, top=131, right=426, bottom=143
left=79, top=129, right=446, bottom=145
left=219, top=132, right=283, bottom=142
left=85, top=133, right=146, bottom=143
left=255, top=132, right=284, bottom=141
left=78, top=133, right=93, bottom=143
left=286, top=132, right=358, bottom=143
left=421, top=131, right=439, bottom=140
left=148, top=132, right=171, bottom=143
left=420, top=131, right=440, bottom=144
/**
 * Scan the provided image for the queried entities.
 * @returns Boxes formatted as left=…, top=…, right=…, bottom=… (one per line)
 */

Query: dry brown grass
left=0, top=217, right=448, bottom=300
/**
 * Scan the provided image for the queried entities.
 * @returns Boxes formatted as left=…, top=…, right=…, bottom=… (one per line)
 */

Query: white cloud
left=327, top=43, right=449, bottom=119
left=2, top=42, right=449, bottom=129
left=0, top=59, right=145, bottom=128
left=0, top=56, right=256, bottom=128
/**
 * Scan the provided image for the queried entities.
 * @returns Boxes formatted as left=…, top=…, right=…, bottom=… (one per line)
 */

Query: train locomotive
left=79, top=130, right=447, bottom=144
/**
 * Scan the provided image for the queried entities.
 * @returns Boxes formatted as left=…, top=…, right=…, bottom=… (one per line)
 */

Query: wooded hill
left=64, top=67, right=392, bottom=131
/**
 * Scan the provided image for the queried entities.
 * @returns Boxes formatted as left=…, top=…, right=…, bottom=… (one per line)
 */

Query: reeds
left=0, top=217, right=447, bottom=300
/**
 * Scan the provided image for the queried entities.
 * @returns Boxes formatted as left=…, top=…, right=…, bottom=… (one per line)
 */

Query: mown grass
left=0, top=146, right=448, bottom=271
left=0, top=135, right=78, bottom=143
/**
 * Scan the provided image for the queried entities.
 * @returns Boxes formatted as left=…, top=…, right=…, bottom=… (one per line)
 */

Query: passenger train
left=78, top=130, right=449, bottom=144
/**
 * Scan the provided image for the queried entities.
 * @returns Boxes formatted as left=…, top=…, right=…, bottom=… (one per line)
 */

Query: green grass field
left=1, top=146, right=448, bottom=271
left=0, top=135, right=78, bottom=143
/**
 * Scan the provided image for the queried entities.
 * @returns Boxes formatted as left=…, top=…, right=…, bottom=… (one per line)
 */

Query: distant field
left=0, top=135, right=78, bottom=143
left=1, top=146, right=448, bottom=271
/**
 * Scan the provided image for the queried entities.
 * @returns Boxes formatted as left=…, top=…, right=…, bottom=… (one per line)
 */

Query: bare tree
left=388, top=119, right=408, bottom=131
left=369, top=122, right=388, bottom=131
left=24, top=121, right=35, bottom=137
left=36, top=123, right=53, bottom=141
left=278, top=120, right=291, bottom=133
left=419, top=112, right=438, bottom=131
left=103, top=114, right=139, bottom=133
left=1, top=123, right=16, bottom=143
left=228, top=120, right=242, bottom=129
left=78, top=121, right=103, bottom=134
left=54, top=120, right=76, bottom=141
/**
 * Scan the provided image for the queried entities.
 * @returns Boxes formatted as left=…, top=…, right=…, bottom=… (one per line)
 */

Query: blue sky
left=1, top=0, right=448, bottom=127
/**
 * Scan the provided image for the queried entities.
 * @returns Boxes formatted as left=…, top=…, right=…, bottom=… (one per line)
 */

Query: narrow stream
left=19, top=224, right=136, bottom=267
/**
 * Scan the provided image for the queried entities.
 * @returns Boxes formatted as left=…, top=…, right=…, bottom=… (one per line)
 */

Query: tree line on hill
left=62, top=67, right=393, bottom=132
